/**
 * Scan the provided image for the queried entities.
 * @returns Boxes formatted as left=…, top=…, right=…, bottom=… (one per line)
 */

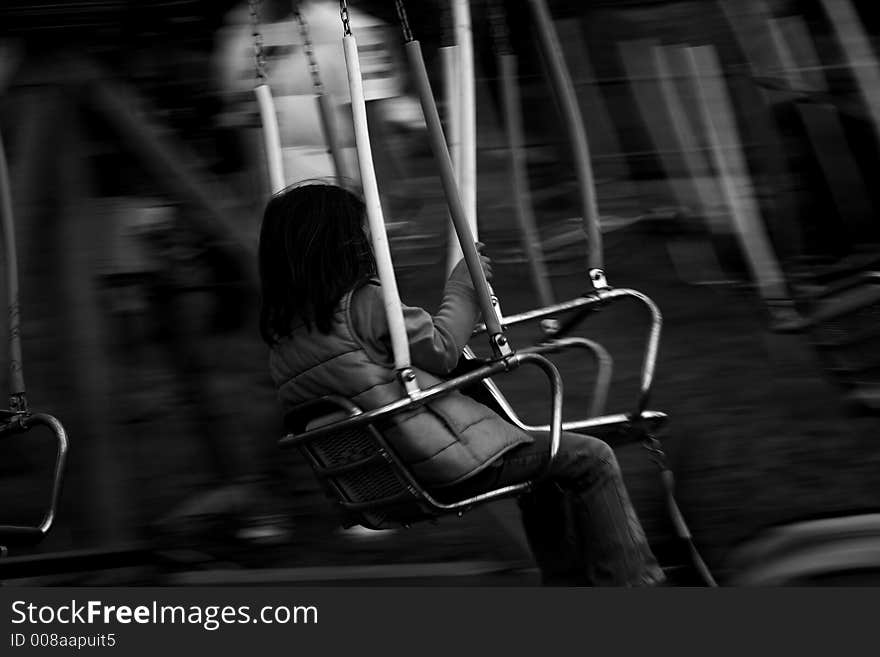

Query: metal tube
left=474, top=293, right=602, bottom=332
left=527, top=0, right=603, bottom=276
left=441, top=44, right=464, bottom=274
left=0, top=412, right=69, bottom=541
left=404, top=40, right=503, bottom=339
left=475, top=288, right=662, bottom=416
left=529, top=411, right=668, bottom=435
left=26, top=413, right=69, bottom=536
left=523, top=337, right=612, bottom=417
left=500, top=52, right=555, bottom=308
left=451, top=0, right=477, bottom=238
left=254, top=83, right=286, bottom=193
left=343, top=35, right=416, bottom=389
left=518, top=352, right=563, bottom=463
left=0, top=129, right=25, bottom=401
left=629, top=289, right=662, bottom=415
left=315, top=92, right=349, bottom=184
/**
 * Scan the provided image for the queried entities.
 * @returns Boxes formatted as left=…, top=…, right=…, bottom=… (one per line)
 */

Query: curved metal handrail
left=475, top=288, right=663, bottom=418
left=524, top=337, right=613, bottom=418
left=0, top=412, right=69, bottom=544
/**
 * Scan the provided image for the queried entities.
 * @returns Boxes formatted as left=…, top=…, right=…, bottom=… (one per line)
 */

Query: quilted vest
left=269, top=286, right=532, bottom=487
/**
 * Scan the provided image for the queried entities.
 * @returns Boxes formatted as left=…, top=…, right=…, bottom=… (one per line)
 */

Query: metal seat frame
left=281, top=352, right=563, bottom=529
left=280, top=287, right=668, bottom=531
left=0, top=411, right=69, bottom=549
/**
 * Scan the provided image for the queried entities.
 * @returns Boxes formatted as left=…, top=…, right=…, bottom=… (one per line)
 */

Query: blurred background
left=1, top=0, right=880, bottom=586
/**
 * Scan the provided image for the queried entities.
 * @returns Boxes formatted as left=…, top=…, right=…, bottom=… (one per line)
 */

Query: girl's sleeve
left=351, top=279, right=480, bottom=375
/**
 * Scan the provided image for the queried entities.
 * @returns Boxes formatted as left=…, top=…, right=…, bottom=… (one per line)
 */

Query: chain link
left=487, top=0, right=513, bottom=56
left=339, top=0, right=351, bottom=36
left=293, top=3, right=325, bottom=92
left=248, top=0, right=268, bottom=81
left=394, top=0, right=414, bottom=43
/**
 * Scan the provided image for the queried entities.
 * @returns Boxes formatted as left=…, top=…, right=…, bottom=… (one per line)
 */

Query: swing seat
left=0, top=412, right=69, bottom=549
left=281, top=352, right=564, bottom=530
left=286, top=397, right=452, bottom=530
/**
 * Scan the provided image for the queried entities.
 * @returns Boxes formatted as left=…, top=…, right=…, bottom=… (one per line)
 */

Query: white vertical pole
left=343, top=34, right=414, bottom=385
left=254, top=83, right=286, bottom=193
left=442, top=43, right=465, bottom=274
left=683, top=45, right=789, bottom=305
left=452, top=0, right=478, bottom=242
left=442, top=45, right=463, bottom=184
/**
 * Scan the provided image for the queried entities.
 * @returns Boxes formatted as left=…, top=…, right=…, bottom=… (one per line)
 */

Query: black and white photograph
left=1, top=1, right=880, bottom=648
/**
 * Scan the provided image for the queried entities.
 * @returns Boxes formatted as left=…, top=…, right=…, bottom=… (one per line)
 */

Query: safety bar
left=523, top=337, right=613, bottom=417
left=281, top=353, right=564, bottom=512
left=0, top=412, right=69, bottom=546
left=472, top=341, right=665, bottom=435
left=470, top=336, right=612, bottom=421
left=475, top=288, right=662, bottom=417
left=283, top=352, right=561, bottom=460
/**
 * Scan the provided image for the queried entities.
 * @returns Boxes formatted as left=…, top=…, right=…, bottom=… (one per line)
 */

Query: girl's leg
left=524, top=431, right=664, bottom=586
left=447, top=431, right=663, bottom=586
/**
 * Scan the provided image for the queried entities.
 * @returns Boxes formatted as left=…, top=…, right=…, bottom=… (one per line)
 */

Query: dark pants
left=442, top=431, right=665, bottom=586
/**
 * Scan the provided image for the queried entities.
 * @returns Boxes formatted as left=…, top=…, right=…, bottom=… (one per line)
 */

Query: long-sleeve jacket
left=268, top=273, right=532, bottom=488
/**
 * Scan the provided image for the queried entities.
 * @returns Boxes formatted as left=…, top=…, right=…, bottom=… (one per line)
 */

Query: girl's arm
left=351, top=254, right=490, bottom=375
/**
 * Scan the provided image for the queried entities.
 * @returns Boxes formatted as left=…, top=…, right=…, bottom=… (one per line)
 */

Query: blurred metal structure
left=0, top=127, right=70, bottom=554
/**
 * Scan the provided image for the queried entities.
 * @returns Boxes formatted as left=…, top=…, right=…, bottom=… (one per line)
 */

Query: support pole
left=255, top=83, right=287, bottom=193
left=451, top=0, right=478, bottom=237
left=0, top=128, right=25, bottom=409
left=405, top=40, right=507, bottom=351
left=441, top=44, right=464, bottom=274
left=343, top=34, right=418, bottom=392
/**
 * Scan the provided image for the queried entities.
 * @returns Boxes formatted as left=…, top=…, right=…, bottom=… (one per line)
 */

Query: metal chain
left=339, top=0, right=351, bottom=36
left=293, top=3, right=325, bottom=92
left=248, top=0, right=268, bottom=81
left=487, top=0, right=513, bottom=56
left=394, top=0, right=414, bottom=43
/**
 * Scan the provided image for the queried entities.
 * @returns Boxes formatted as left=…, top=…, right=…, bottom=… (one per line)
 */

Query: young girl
left=259, top=182, right=664, bottom=586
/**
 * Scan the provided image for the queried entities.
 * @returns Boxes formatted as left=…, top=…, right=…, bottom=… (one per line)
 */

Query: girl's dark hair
left=258, top=182, right=375, bottom=344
